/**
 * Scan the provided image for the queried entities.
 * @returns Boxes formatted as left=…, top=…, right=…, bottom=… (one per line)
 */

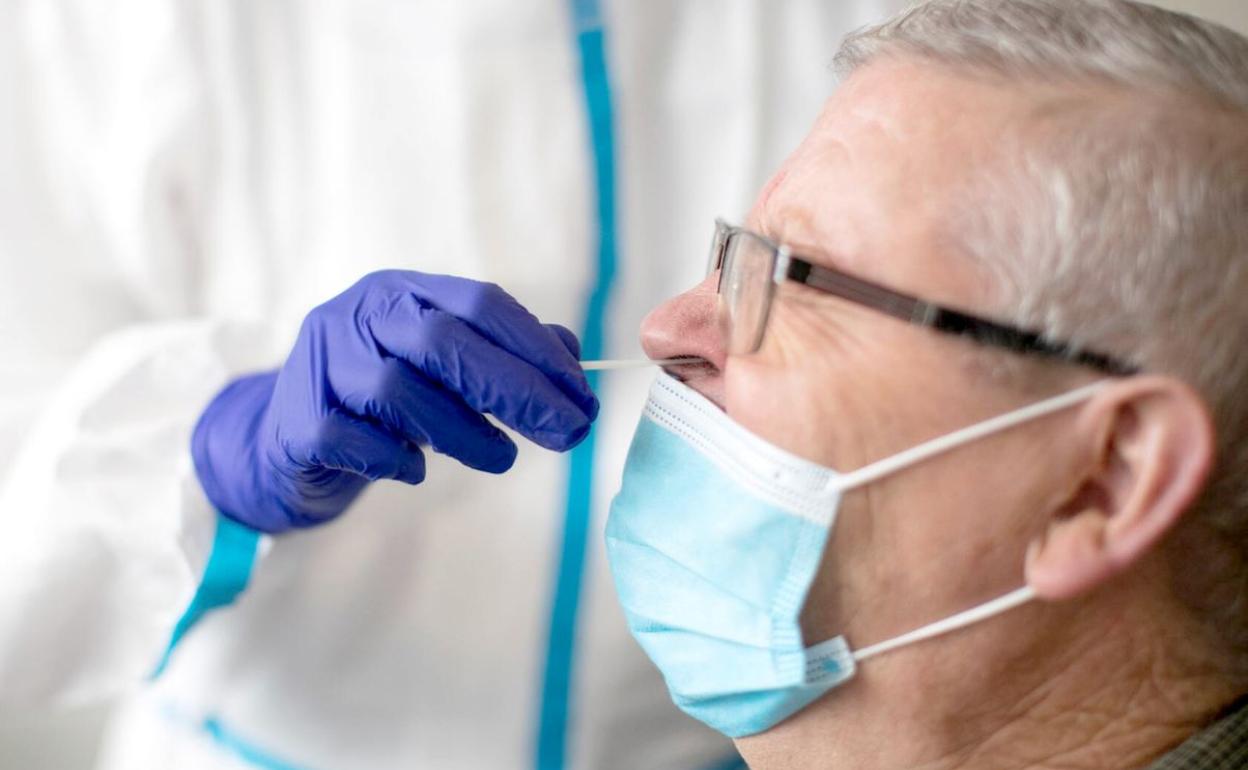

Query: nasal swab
left=580, top=358, right=702, bottom=371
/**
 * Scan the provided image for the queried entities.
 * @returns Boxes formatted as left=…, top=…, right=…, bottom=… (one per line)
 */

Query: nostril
left=661, top=358, right=718, bottom=383
left=637, top=275, right=729, bottom=407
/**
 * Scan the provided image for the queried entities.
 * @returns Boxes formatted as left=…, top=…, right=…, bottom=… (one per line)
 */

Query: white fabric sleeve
left=0, top=0, right=276, bottom=708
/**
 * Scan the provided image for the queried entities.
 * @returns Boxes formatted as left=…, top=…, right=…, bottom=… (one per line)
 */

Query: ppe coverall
left=0, top=1, right=905, bottom=767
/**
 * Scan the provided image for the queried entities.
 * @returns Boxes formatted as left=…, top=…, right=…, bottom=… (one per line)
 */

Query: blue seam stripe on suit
left=154, top=514, right=310, bottom=766
left=152, top=512, right=261, bottom=677
left=200, top=716, right=311, bottom=770
left=535, top=1, right=618, bottom=769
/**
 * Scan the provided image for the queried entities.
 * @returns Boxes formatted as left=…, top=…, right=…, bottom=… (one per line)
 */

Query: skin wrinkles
left=913, top=579, right=1221, bottom=770
left=639, top=56, right=1241, bottom=770
left=910, top=607, right=1200, bottom=770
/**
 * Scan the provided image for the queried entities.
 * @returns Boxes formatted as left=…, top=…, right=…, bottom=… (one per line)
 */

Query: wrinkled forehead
left=752, top=59, right=1038, bottom=305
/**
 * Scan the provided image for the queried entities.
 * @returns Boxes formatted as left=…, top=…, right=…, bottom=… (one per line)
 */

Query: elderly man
left=605, top=0, right=1248, bottom=768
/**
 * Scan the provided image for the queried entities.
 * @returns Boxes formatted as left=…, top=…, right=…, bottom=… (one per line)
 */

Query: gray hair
left=836, top=0, right=1248, bottom=657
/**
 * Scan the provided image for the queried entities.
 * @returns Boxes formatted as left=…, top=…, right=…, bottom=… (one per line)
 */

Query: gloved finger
left=312, top=410, right=428, bottom=485
left=398, top=272, right=597, bottom=416
left=368, top=300, right=594, bottom=451
left=546, top=324, right=582, bottom=360
left=335, top=358, right=518, bottom=474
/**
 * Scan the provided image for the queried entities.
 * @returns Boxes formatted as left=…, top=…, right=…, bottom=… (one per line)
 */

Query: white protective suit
left=0, top=1, right=905, bottom=768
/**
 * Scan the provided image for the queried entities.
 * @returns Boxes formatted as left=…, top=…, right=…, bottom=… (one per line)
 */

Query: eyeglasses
left=708, top=219, right=1140, bottom=376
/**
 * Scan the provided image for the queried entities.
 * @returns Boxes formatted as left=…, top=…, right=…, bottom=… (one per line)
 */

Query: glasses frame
left=709, top=219, right=1140, bottom=376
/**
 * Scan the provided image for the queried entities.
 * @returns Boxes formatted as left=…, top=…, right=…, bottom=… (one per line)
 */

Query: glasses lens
left=717, top=231, right=775, bottom=354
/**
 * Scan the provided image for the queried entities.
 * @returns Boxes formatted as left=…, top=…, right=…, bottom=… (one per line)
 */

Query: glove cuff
left=191, top=371, right=283, bottom=532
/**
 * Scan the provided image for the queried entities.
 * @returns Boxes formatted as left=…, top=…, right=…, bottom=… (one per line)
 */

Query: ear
left=1025, top=377, right=1215, bottom=600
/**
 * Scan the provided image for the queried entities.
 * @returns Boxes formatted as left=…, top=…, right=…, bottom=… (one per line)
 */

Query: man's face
left=640, top=60, right=1094, bottom=725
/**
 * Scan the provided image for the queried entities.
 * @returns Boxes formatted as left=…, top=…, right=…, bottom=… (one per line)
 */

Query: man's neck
left=736, top=605, right=1238, bottom=770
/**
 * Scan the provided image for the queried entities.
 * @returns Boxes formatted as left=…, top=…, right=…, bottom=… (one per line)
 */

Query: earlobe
left=1025, top=377, right=1215, bottom=601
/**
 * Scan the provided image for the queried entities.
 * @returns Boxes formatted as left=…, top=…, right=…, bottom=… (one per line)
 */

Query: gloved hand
left=191, top=270, right=598, bottom=533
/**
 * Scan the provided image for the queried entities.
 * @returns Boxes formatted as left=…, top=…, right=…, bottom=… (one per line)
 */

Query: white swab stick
left=580, top=358, right=702, bottom=371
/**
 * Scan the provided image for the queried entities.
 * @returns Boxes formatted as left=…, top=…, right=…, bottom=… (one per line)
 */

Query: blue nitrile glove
left=191, top=270, right=599, bottom=533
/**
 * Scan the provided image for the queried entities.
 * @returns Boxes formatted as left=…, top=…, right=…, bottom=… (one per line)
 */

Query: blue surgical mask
left=605, top=373, right=1106, bottom=739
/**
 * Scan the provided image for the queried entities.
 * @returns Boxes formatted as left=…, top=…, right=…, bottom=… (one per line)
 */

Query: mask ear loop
left=833, top=381, right=1110, bottom=492
left=826, top=380, right=1109, bottom=663
left=852, top=586, right=1037, bottom=662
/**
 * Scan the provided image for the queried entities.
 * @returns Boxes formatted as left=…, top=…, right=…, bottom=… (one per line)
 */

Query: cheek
left=723, top=360, right=801, bottom=451
left=723, top=295, right=893, bottom=464
left=723, top=330, right=866, bottom=468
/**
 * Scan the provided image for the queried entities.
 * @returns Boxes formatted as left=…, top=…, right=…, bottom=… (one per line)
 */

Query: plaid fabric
left=1149, top=698, right=1248, bottom=769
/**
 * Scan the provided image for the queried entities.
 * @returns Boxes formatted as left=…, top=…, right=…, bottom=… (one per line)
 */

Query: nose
left=640, top=274, right=728, bottom=394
